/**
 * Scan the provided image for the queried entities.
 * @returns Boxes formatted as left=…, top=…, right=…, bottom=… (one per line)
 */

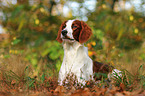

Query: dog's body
left=58, top=41, right=93, bottom=85
left=56, top=20, right=122, bottom=85
left=56, top=20, right=93, bottom=85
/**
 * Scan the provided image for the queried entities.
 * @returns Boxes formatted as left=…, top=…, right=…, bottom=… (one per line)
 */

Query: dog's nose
left=61, top=30, right=67, bottom=36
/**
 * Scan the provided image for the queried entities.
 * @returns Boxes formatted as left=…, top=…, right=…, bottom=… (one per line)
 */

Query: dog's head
left=56, top=20, right=92, bottom=43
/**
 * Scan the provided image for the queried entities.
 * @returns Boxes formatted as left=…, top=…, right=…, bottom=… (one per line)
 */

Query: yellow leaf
left=14, top=50, right=18, bottom=54
left=116, top=28, right=124, bottom=41
left=17, top=19, right=24, bottom=32
left=129, top=15, right=134, bottom=21
left=13, top=37, right=16, bottom=40
left=40, top=7, right=45, bottom=13
left=102, top=4, right=107, bottom=9
left=11, top=42, right=14, bottom=45
left=9, top=50, right=12, bottom=53
left=35, top=19, right=39, bottom=25
left=134, top=28, right=139, bottom=34
left=87, top=43, right=92, bottom=48
left=32, top=4, right=37, bottom=10
left=0, top=55, right=4, bottom=58
left=112, top=46, right=115, bottom=49
left=88, top=51, right=93, bottom=56
left=91, top=41, right=96, bottom=46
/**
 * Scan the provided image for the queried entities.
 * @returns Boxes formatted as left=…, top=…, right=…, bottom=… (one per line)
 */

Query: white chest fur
left=58, top=41, right=93, bottom=85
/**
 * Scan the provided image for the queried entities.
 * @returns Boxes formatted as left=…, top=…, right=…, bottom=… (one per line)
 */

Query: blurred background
left=0, top=0, right=145, bottom=90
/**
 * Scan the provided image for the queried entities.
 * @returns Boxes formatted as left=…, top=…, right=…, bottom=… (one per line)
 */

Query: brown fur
left=72, top=20, right=82, bottom=42
left=56, top=21, right=67, bottom=43
left=79, top=21, right=92, bottom=43
left=93, top=61, right=114, bottom=80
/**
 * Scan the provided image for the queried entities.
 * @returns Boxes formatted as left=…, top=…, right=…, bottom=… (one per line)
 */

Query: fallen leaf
left=131, top=89, right=143, bottom=95
left=54, top=86, right=67, bottom=93
left=142, top=90, right=145, bottom=94
left=0, top=92, right=12, bottom=96
left=86, top=81, right=90, bottom=86
left=71, top=88, right=92, bottom=96
left=10, top=89, right=17, bottom=93
left=100, top=88, right=107, bottom=95
left=69, top=86, right=76, bottom=93
left=120, top=83, right=125, bottom=91
left=29, top=91, right=39, bottom=96
left=105, top=93, right=113, bottom=96
left=123, top=91, right=131, bottom=96
left=94, top=91, right=102, bottom=96
left=91, top=86, right=100, bottom=92
left=11, top=80, right=16, bottom=85
left=84, top=88, right=90, bottom=91
left=115, top=92, right=124, bottom=96
left=18, top=87, right=23, bottom=92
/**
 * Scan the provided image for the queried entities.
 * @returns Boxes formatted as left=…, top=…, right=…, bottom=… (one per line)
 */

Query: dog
left=56, top=20, right=122, bottom=85
left=56, top=20, right=93, bottom=85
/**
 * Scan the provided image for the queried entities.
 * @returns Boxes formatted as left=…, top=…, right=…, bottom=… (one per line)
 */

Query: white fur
left=58, top=20, right=93, bottom=85
left=108, top=69, right=122, bottom=80
left=61, top=20, right=75, bottom=40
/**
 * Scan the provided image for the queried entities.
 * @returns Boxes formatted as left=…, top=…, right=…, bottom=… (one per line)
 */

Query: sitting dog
left=56, top=20, right=122, bottom=85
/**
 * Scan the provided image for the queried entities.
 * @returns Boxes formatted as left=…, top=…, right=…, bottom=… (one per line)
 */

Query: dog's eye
left=72, top=25, right=77, bottom=29
left=62, top=25, right=66, bottom=29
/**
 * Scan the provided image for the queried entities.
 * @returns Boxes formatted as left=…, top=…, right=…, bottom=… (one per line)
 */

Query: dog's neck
left=62, top=41, right=88, bottom=71
left=63, top=41, right=83, bottom=51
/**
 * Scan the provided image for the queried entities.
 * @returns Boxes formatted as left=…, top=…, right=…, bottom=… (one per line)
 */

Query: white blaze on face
left=61, top=20, right=75, bottom=39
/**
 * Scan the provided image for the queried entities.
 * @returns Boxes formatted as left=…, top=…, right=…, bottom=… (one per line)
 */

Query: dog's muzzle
left=61, top=30, right=74, bottom=41
left=61, top=30, right=67, bottom=36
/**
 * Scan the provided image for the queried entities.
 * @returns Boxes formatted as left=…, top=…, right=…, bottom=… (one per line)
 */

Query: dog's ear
left=79, top=21, right=92, bottom=43
left=56, top=21, right=67, bottom=43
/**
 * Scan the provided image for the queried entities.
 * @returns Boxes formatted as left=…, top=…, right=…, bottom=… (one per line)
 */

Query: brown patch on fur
left=72, top=20, right=82, bottom=42
left=79, top=21, right=92, bottom=43
left=93, top=61, right=114, bottom=80
left=93, top=61, right=113, bottom=73
left=56, top=21, right=67, bottom=43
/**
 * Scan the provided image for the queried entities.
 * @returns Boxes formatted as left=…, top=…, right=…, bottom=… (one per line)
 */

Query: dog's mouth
left=62, top=36, right=74, bottom=41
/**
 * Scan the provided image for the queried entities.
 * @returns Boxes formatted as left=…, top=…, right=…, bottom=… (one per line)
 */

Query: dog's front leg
left=58, top=63, right=66, bottom=85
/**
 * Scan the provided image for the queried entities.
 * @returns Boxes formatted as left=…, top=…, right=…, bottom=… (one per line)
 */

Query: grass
left=0, top=54, right=58, bottom=92
left=114, top=51, right=145, bottom=91
left=0, top=49, right=144, bottom=95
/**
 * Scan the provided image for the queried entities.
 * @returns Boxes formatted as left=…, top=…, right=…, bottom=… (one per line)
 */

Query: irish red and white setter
left=56, top=20, right=122, bottom=86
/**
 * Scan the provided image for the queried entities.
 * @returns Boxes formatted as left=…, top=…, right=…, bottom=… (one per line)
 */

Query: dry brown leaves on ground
left=0, top=85, right=144, bottom=96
